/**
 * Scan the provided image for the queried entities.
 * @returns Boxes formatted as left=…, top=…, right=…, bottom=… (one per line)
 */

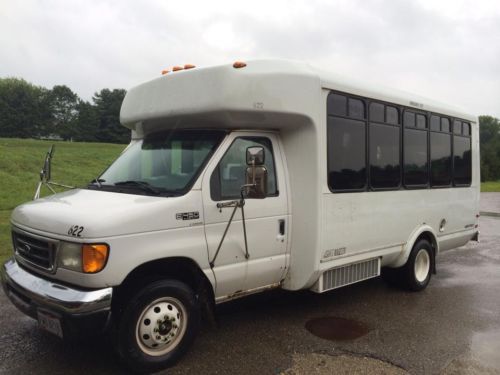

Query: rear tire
left=402, top=239, right=433, bottom=291
left=115, top=279, right=200, bottom=373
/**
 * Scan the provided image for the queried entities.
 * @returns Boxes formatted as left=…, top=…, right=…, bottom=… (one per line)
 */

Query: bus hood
left=11, top=189, right=203, bottom=239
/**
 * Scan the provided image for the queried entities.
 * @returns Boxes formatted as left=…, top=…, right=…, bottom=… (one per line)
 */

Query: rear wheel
left=403, top=239, right=433, bottom=291
left=115, top=279, right=200, bottom=373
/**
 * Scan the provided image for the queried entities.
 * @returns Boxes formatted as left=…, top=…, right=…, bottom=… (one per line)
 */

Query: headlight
left=58, top=242, right=109, bottom=273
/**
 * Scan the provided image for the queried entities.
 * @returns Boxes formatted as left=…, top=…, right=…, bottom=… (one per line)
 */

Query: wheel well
left=112, top=257, right=214, bottom=316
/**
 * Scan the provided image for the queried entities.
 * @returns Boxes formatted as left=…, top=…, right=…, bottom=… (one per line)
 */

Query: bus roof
left=120, top=59, right=476, bottom=132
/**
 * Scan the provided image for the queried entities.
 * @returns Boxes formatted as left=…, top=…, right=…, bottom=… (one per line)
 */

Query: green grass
left=0, top=138, right=125, bottom=263
left=481, top=181, right=500, bottom=192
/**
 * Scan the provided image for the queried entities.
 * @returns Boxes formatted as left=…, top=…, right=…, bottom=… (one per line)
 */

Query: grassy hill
left=0, top=138, right=125, bottom=262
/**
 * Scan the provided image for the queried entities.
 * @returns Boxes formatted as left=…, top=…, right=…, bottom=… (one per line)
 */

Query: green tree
left=73, top=100, right=99, bottom=142
left=48, top=85, right=79, bottom=140
left=0, top=78, right=51, bottom=138
left=479, top=115, right=500, bottom=181
left=93, top=88, right=128, bottom=143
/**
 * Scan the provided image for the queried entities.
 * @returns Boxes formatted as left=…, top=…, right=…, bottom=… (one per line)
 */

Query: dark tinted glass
left=430, top=132, right=451, bottom=186
left=370, top=102, right=384, bottom=123
left=328, top=117, right=366, bottom=190
left=386, top=106, right=399, bottom=124
left=404, top=129, right=428, bottom=186
left=404, top=111, right=415, bottom=127
left=348, top=98, right=365, bottom=119
left=416, top=114, right=427, bottom=129
left=328, top=93, right=347, bottom=116
left=430, top=115, right=440, bottom=131
left=463, top=122, right=470, bottom=136
left=453, top=136, right=472, bottom=185
left=441, top=118, right=450, bottom=133
left=370, top=123, right=400, bottom=188
left=453, top=120, right=462, bottom=134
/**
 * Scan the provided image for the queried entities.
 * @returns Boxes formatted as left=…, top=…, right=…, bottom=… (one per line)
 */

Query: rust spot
left=305, top=317, right=369, bottom=341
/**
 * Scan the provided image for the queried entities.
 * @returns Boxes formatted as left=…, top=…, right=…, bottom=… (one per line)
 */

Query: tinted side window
left=328, top=94, right=347, bottom=116
left=328, top=117, right=366, bottom=190
left=430, top=132, right=452, bottom=186
left=370, top=102, right=384, bottom=123
left=453, top=136, right=471, bottom=185
left=370, top=123, right=400, bottom=188
left=430, top=115, right=440, bottom=131
left=404, top=129, right=428, bottom=186
left=210, top=137, right=277, bottom=200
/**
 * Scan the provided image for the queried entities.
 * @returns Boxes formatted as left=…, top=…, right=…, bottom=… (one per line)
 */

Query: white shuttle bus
left=1, top=60, right=479, bottom=372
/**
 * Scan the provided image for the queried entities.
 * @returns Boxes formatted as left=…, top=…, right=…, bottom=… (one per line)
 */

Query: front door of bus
left=202, top=132, right=289, bottom=299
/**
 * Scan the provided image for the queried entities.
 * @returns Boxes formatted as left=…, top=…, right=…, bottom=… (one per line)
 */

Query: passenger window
left=430, top=115, right=440, bottom=131
left=386, top=106, right=399, bottom=124
left=462, top=122, right=470, bottom=136
left=370, top=102, right=384, bottom=123
left=348, top=98, right=365, bottom=119
left=416, top=114, right=427, bottom=129
left=453, top=136, right=472, bottom=185
left=328, top=117, right=366, bottom=190
left=404, top=129, right=428, bottom=186
left=369, top=123, right=401, bottom=188
left=430, top=132, right=452, bottom=186
left=328, top=94, right=347, bottom=116
left=210, top=137, right=278, bottom=200
left=404, top=111, right=415, bottom=128
left=441, top=118, right=450, bottom=133
left=453, top=120, right=462, bottom=134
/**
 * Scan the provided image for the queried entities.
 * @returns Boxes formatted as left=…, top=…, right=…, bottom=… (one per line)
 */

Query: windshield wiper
left=114, top=180, right=162, bottom=195
left=89, top=178, right=106, bottom=188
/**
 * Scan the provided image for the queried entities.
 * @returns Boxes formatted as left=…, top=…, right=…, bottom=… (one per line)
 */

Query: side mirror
left=245, top=146, right=268, bottom=199
left=246, top=146, right=265, bottom=166
left=41, top=145, right=55, bottom=182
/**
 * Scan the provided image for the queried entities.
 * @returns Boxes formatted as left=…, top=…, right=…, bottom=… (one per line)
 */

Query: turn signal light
left=82, top=244, right=109, bottom=273
left=233, top=61, right=247, bottom=68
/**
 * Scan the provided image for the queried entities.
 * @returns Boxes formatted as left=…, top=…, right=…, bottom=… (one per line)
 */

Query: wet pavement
left=1, top=216, right=499, bottom=374
left=481, top=193, right=500, bottom=216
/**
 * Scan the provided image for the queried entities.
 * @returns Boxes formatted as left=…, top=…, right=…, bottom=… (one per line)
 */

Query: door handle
left=279, top=219, right=285, bottom=235
left=277, top=219, right=286, bottom=243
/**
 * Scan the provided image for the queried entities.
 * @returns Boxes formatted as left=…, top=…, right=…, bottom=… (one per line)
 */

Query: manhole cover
left=305, top=317, right=369, bottom=340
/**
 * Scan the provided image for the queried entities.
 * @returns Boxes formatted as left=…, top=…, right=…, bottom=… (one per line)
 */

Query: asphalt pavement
left=1, top=196, right=500, bottom=374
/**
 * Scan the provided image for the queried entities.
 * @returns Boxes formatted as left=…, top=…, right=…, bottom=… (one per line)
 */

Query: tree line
left=0, top=77, right=499, bottom=181
left=0, top=78, right=129, bottom=143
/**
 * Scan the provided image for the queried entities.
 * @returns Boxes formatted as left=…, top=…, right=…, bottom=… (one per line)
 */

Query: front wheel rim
left=135, top=297, right=187, bottom=356
left=414, top=249, right=431, bottom=283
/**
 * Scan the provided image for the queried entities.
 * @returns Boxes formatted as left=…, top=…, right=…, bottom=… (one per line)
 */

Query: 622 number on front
left=68, top=225, right=84, bottom=237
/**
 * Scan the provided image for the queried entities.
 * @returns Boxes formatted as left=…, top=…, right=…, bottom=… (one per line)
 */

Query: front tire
left=402, top=239, right=433, bottom=291
left=115, top=280, right=200, bottom=373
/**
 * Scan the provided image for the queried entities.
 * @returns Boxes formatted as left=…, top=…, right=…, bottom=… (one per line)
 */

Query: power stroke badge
left=176, top=211, right=200, bottom=220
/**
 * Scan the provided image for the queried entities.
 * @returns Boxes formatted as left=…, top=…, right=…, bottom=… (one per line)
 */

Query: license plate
left=37, top=310, right=63, bottom=338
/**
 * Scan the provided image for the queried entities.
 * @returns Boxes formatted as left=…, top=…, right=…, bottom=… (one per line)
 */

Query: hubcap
left=135, top=297, right=187, bottom=356
left=414, top=249, right=430, bottom=283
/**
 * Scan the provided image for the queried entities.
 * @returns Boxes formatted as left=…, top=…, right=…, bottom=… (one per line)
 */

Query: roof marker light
left=184, top=64, right=196, bottom=69
left=161, top=69, right=170, bottom=75
left=233, top=61, right=247, bottom=68
left=172, top=66, right=184, bottom=71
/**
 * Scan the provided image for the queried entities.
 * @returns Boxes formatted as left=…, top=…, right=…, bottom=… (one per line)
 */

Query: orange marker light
left=161, top=69, right=170, bottom=75
left=82, top=244, right=109, bottom=273
left=172, top=66, right=184, bottom=71
left=184, top=64, right=196, bottom=69
left=233, top=61, right=247, bottom=68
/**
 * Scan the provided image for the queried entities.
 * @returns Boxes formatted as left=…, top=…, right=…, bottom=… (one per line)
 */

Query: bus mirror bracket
left=34, top=145, right=75, bottom=200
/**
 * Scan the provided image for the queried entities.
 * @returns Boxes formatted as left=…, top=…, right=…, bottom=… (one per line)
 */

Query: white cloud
left=0, top=0, right=499, bottom=116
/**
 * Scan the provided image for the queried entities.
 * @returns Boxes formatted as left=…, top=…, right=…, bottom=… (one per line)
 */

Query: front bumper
left=1, top=258, right=113, bottom=338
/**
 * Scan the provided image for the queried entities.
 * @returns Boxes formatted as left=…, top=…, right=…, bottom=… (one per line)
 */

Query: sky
left=1, top=0, right=499, bottom=117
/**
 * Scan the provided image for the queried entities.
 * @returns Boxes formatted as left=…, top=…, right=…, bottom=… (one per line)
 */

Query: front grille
left=12, top=230, right=58, bottom=272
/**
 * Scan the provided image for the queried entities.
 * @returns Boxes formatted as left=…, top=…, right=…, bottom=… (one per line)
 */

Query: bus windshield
left=91, top=129, right=226, bottom=196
